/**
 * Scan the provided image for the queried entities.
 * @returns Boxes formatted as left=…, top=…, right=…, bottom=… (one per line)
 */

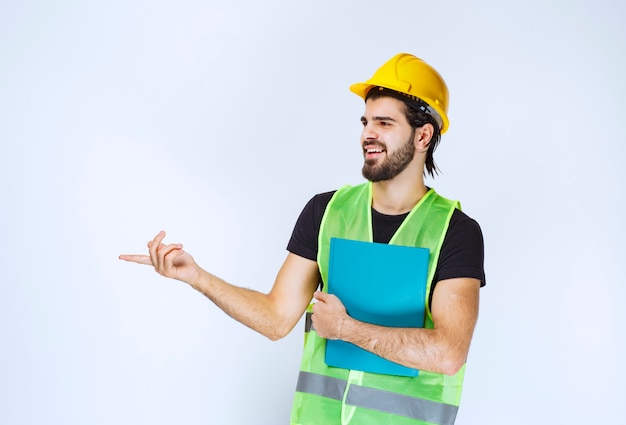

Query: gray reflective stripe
left=304, top=312, right=314, bottom=332
left=296, top=371, right=346, bottom=401
left=347, top=384, right=458, bottom=425
left=296, top=371, right=458, bottom=425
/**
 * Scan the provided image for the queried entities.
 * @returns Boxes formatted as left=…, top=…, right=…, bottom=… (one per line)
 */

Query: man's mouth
left=364, top=144, right=386, bottom=159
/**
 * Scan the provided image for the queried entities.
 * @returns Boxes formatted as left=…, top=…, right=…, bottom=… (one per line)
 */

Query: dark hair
left=366, top=90, right=442, bottom=178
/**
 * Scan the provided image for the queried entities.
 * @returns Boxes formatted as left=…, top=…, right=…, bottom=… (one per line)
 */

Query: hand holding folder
left=325, top=237, right=430, bottom=377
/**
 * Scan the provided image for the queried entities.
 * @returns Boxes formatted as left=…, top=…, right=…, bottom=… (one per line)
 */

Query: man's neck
left=371, top=174, right=428, bottom=215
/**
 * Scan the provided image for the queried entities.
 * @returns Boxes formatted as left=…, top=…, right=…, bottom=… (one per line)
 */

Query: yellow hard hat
left=350, top=53, right=450, bottom=133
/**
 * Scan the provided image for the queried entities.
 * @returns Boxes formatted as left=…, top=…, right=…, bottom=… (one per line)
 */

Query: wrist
left=339, top=315, right=357, bottom=341
left=187, top=265, right=208, bottom=290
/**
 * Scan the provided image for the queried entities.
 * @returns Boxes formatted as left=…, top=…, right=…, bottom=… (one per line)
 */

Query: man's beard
left=361, top=132, right=416, bottom=182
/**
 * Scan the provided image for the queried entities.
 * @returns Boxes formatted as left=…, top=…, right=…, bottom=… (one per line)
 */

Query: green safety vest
left=290, top=182, right=465, bottom=425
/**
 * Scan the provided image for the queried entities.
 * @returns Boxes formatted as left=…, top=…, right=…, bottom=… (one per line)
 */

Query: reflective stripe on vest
left=304, top=311, right=314, bottom=333
left=296, top=371, right=346, bottom=401
left=296, top=371, right=459, bottom=425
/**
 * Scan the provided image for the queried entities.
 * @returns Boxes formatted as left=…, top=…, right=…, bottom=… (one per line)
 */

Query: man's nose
left=362, top=123, right=378, bottom=141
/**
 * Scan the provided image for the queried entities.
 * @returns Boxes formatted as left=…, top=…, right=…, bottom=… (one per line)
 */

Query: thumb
left=314, top=291, right=329, bottom=303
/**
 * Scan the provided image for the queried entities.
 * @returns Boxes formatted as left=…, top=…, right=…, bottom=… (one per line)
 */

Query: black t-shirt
left=287, top=190, right=486, bottom=300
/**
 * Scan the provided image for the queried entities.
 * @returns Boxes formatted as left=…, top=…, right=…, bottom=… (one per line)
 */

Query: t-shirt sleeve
left=434, top=209, right=486, bottom=286
left=287, top=191, right=335, bottom=261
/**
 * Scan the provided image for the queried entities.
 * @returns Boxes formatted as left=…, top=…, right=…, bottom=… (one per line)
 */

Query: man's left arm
left=311, top=277, right=480, bottom=376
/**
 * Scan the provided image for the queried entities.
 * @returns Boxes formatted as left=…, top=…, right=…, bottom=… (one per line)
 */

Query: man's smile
left=364, top=143, right=386, bottom=160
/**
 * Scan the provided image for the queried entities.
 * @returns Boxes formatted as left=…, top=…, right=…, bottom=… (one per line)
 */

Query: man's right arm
left=119, top=231, right=320, bottom=341
left=191, top=252, right=320, bottom=340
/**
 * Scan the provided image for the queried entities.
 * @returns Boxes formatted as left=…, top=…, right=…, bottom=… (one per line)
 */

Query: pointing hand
left=119, top=231, right=200, bottom=284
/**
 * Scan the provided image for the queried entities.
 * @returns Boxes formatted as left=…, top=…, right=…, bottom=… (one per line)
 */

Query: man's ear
left=415, top=123, right=435, bottom=153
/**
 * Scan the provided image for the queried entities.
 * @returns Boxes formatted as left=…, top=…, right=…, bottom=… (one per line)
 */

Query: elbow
left=440, top=361, right=464, bottom=376
left=266, top=332, right=285, bottom=342
left=264, top=323, right=293, bottom=341
left=438, top=355, right=466, bottom=376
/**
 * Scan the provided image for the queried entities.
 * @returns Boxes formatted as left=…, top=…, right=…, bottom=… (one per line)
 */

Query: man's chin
left=362, top=167, right=389, bottom=183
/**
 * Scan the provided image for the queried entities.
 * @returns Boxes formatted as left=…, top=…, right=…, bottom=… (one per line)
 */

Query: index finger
left=118, top=254, right=153, bottom=265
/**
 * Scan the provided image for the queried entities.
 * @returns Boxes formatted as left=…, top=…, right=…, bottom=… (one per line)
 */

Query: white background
left=1, top=1, right=624, bottom=424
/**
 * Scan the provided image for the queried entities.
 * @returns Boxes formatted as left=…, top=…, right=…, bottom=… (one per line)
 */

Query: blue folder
left=325, top=237, right=429, bottom=377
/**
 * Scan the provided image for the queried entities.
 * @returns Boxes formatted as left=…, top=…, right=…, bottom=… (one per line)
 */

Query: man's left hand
left=311, top=291, right=352, bottom=340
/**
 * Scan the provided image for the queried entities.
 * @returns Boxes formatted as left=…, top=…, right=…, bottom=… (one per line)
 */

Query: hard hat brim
left=349, top=82, right=449, bottom=134
left=349, top=82, right=371, bottom=99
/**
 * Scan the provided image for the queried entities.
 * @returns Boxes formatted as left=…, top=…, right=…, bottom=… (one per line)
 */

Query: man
left=120, top=53, right=485, bottom=425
